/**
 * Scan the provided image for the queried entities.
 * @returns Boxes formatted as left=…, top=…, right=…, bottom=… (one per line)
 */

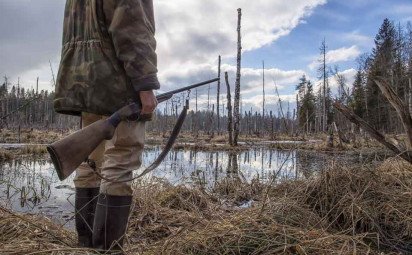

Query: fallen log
left=333, top=102, right=412, bottom=164
left=375, top=79, right=412, bottom=150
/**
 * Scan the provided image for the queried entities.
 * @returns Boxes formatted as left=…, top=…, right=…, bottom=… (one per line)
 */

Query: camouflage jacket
left=55, top=0, right=160, bottom=116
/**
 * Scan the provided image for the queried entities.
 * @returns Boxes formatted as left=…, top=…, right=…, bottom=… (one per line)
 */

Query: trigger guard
left=126, top=112, right=140, bottom=121
left=137, top=113, right=153, bottom=122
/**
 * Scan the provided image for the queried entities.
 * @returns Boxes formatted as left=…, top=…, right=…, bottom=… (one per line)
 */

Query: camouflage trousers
left=74, top=112, right=145, bottom=196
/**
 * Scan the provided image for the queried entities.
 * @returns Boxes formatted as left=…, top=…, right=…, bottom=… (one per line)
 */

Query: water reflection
left=0, top=158, right=75, bottom=226
left=0, top=147, right=374, bottom=226
left=144, top=148, right=318, bottom=186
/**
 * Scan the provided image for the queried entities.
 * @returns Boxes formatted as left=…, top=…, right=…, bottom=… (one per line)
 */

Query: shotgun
left=47, top=78, right=219, bottom=181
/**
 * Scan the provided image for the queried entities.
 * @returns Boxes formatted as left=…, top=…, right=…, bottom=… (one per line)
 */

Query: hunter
left=54, top=0, right=159, bottom=252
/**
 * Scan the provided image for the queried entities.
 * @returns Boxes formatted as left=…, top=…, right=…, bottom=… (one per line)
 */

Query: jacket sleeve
left=103, top=0, right=160, bottom=92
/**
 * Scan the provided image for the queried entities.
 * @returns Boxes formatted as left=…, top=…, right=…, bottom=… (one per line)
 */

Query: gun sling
left=87, top=100, right=189, bottom=183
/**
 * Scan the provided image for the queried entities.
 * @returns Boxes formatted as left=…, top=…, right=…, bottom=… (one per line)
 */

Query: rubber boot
left=75, top=187, right=99, bottom=247
left=92, top=194, right=132, bottom=253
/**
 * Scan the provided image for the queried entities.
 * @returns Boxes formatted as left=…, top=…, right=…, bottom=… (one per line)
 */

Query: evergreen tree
left=296, top=75, right=307, bottom=99
left=373, top=18, right=396, bottom=74
left=393, top=22, right=407, bottom=100
left=0, top=83, right=6, bottom=98
left=297, top=79, right=315, bottom=133
left=366, top=18, right=396, bottom=131
left=350, top=70, right=366, bottom=118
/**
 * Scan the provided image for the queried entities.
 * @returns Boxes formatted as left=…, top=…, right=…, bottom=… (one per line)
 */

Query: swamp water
left=0, top=145, right=385, bottom=228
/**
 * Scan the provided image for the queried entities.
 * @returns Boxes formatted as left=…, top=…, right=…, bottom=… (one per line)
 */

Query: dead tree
left=194, top=89, right=198, bottom=137
left=274, top=82, right=289, bottom=134
left=209, top=104, right=215, bottom=138
left=409, top=78, right=412, bottom=117
left=233, top=8, right=242, bottom=146
left=217, top=55, right=221, bottom=133
left=262, top=60, right=266, bottom=133
left=334, top=102, right=412, bottom=164
left=225, top=72, right=233, bottom=146
left=49, top=60, right=56, bottom=87
left=319, top=39, right=328, bottom=132
left=375, top=79, right=412, bottom=150
left=270, top=111, right=275, bottom=140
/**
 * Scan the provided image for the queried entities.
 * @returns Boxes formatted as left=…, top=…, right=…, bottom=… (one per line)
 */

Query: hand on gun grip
left=139, top=90, right=157, bottom=121
left=108, top=103, right=140, bottom=127
left=139, top=90, right=158, bottom=112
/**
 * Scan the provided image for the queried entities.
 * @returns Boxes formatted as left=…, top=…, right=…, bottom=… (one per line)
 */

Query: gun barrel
left=156, top=78, right=219, bottom=101
left=156, top=93, right=173, bottom=104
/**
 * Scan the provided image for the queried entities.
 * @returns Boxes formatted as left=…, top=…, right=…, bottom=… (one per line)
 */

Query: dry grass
left=20, top=145, right=48, bottom=155
left=0, top=148, right=13, bottom=161
left=126, top=179, right=386, bottom=255
left=0, top=159, right=410, bottom=254
left=0, top=129, right=67, bottom=144
left=0, top=145, right=48, bottom=161
left=295, top=158, right=412, bottom=252
left=0, top=207, right=90, bottom=255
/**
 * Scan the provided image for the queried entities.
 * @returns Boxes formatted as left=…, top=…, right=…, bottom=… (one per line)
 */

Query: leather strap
left=88, top=100, right=189, bottom=183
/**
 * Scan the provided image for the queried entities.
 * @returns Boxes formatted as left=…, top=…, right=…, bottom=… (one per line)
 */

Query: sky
left=1, top=0, right=412, bottom=115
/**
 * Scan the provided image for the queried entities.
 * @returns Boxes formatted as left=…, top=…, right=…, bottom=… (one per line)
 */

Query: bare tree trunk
left=225, top=72, right=233, bottom=146
left=274, top=83, right=289, bottom=134
left=49, top=60, right=56, bottom=87
left=262, top=60, right=265, bottom=134
left=233, top=8, right=242, bottom=146
left=333, top=122, right=344, bottom=147
left=207, top=84, right=210, bottom=111
left=292, top=108, right=295, bottom=136
left=409, top=78, right=412, bottom=118
left=195, top=89, right=198, bottom=137
left=217, top=55, right=221, bottom=134
left=322, top=39, right=327, bottom=132
left=207, top=84, right=211, bottom=134
left=18, top=124, right=21, bottom=143
left=210, top=104, right=215, bottom=138
left=296, top=94, right=300, bottom=132
left=270, top=111, right=274, bottom=140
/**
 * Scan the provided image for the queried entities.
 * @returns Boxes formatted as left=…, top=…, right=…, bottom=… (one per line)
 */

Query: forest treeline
left=1, top=18, right=411, bottom=138
left=297, top=18, right=412, bottom=135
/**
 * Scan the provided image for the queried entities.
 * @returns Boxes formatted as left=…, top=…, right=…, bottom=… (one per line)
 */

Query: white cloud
left=343, top=31, right=374, bottom=48
left=313, top=68, right=357, bottom=96
left=2, top=0, right=326, bottom=112
left=154, top=0, right=326, bottom=84
left=308, top=45, right=361, bottom=70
